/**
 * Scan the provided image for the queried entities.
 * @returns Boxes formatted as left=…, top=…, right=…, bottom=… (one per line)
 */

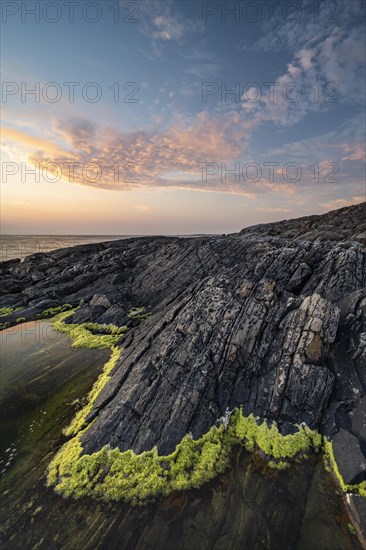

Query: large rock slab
left=0, top=203, right=365, bottom=514
left=333, top=429, right=366, bottom=485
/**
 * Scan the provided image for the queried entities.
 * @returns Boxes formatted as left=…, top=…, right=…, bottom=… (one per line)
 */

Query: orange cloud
left=4, top=113, right=358, bottom=202
left=2, top=113, right=258, bottom=194
left=321, top=196, right=365, bottom=210
left=255, top=207, right=291, bottom=213
left=1, top=126, right=63, bottom=155
left=340, top=144, right=365, bottom=162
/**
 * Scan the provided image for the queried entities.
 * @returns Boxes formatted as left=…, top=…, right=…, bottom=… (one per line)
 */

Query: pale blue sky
left=1, top=0, right=365, bottom=234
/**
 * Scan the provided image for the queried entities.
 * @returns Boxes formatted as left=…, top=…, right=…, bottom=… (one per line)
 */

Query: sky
left=0, top=0, right=365, bottom=234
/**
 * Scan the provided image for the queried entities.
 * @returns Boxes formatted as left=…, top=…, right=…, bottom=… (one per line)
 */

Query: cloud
left=137, top=0, right=202, bottom=43
left=133, top=204, right=151, bottom=211
left=254, top=207, right=291, bottom=213
left=297, top=48, right=314, bottom=70
left=341, top=145, right=365, bottom=162
left=3, top=104, right=363, bottom=203
left=239, top=0, right=365, bottom=114
left=321, top=196, right=365, bottom=210
left=1, top=127, right=64, bottom=155
left=316, top=26, right=365, bottom=104
left=266, top=116, right=366, bottom=163
left=2, top=112, right=258, bottom=194
left=241, top=0, right=363, bottom=52
left=151, top=14, right=185, bottom=41
left=3, top=0, right=363, bottom=207
left=3, top=112, right=310, bottom=200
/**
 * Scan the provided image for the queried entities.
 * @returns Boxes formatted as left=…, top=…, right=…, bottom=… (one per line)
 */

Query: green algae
left=45, top=309, right=127, bottom=435
left=52, top=311, right=127, bottom=349
left=0, top=307, right=15, bottom=316
left=42, top=304, right=73, bottom=317
left=0, top=305, right=22, bottom=324
left=129, top=307, right=145, bottom=316
left=128, top=306, right=151, bottom=320
left=323, top=439, right=366, bottom=498
left=47, top=407, right=324, bottom=504
left=63, top=347, right=122, bottom=437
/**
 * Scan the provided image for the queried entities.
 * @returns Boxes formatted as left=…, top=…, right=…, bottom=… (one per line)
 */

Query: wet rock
left=332, top=429, right=366, bottom=485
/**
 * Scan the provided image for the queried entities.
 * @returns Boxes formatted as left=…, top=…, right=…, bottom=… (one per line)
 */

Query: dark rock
left=0, top=294, right=24, bottom=308
left=0, top=258, right=20, bottom=275
left=351, top=396, right=366, bottom=456
left=99, top=305, right=129, bottom=326
left=90, top=293, right=115, bottom=308
left=352, top=233, right=366, bottom=246
left=30, top=298, right=59, bottom=310
left=286, top=262, right=312, bottom=293
left=332, top=429, right=366, bottom=485
left=66, top=305, right=106, bottom=325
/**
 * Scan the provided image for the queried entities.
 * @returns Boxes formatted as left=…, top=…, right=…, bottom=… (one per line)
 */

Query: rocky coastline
left=1, top=203, right=365, bottom=543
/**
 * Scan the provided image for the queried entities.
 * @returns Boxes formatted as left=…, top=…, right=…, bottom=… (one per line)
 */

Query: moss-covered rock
left=48, top=405, right=324, bottom=504
left=0, top=307, right=14, bottom=316
left=42, top=304, right=73, bottom=317
left=52, top=310, right=127, bottom=349
left=64, top=348, right=122, bottom=437
left=324, top=439, right=366, bottom=498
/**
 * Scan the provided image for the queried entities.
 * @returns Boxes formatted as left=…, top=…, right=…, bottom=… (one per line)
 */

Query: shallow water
left=0, top=323, right=361, bottom=550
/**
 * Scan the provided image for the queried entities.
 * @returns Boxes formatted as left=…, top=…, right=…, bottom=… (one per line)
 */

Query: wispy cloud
left=133, top=204, right=151, bottom=212
left=1, top=127, right=65, bottom=156
left=238, top=0, right=365, bottom=124
left=137, top=0, right=202, bottom=43
left=321, top=196, right=365, bottom=210
left=254, top=207, right=291, bottom=213
left=266, top=116, right=366, bottom=161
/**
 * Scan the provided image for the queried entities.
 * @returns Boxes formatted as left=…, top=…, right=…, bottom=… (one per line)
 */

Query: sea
left=0, top=234, right=210, bottom=262
left=0, top=235, right=138, bottom=262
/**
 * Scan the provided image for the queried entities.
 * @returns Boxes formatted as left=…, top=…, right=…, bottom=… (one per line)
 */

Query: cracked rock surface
left=1, top=203, right=365, bottom=488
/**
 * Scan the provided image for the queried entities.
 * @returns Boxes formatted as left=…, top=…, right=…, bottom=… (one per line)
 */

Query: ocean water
left=0, top=235, right=138, bottom=262
left=0, top=233, right=208, bottom=262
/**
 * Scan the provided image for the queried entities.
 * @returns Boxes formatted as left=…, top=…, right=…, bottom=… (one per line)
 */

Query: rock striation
left=1, top=203, right=365, bottom=510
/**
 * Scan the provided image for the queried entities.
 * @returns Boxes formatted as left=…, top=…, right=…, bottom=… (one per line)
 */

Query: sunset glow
left=1, top=0, right=365, bottom=234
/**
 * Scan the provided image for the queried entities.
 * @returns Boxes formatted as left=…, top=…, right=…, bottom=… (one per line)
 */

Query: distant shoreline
left=0, top=234, right=215, bottom=262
